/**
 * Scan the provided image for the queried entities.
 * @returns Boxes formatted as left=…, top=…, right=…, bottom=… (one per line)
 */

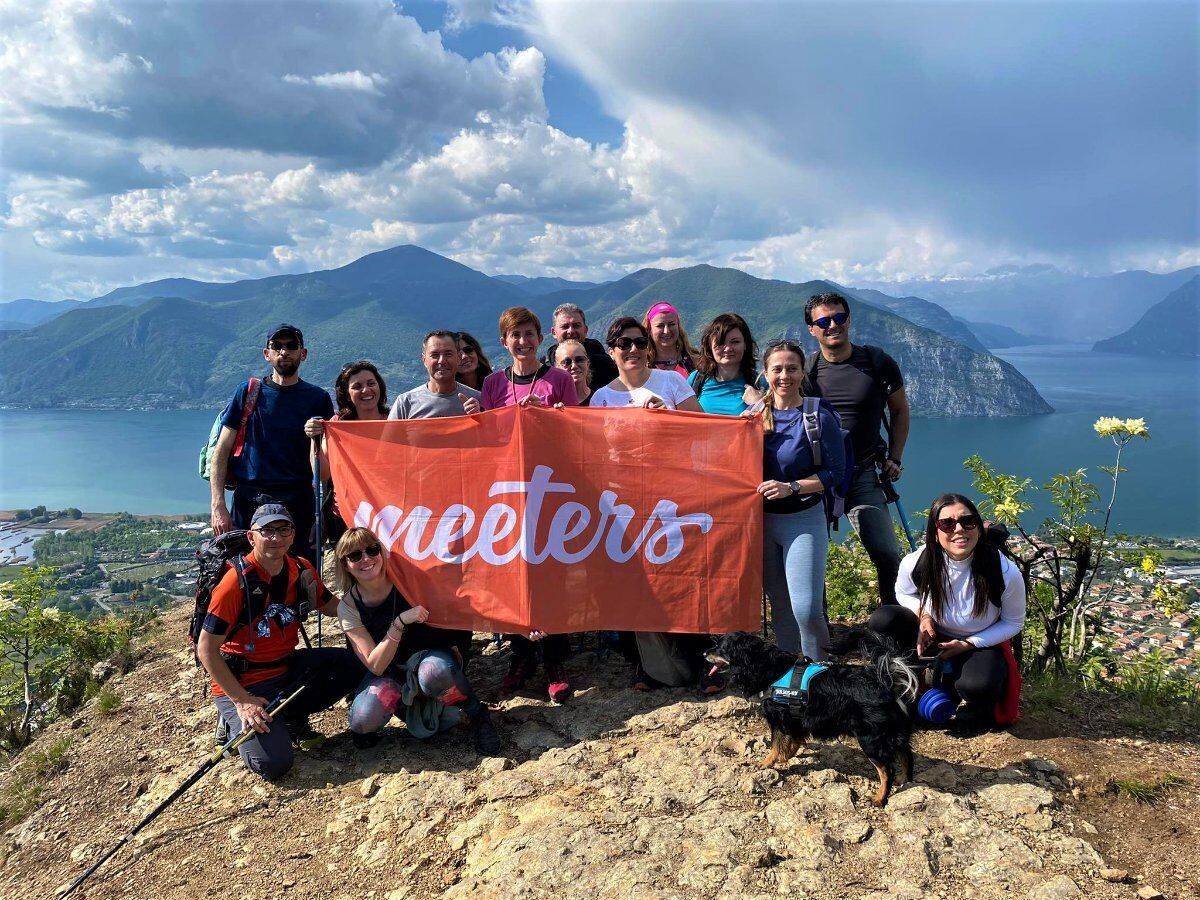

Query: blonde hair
left=332, top=527, right=388, bottom=594
left=760, top=341, right=809, bottom=434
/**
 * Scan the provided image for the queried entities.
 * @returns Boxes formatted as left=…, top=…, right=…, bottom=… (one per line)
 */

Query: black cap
left=266, top=323, right=304, bottom=347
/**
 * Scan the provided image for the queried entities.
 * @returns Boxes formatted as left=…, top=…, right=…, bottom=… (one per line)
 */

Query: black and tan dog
left=706, top=631, right=918, bottom=806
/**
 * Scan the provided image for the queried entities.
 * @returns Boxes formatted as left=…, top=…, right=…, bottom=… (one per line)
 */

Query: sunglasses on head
left=558, top=355, right=588, bottom=368
left=611, top=336, right=649, bottom=351
left=268, top=339, right=300, bottom=352
left=811, top=312, right=849, bottom=331
left=935, top=515, right=980, bottom=534
left=766, top=339, right=804, bottom=353
left=343, top=544, right=383, bottom=563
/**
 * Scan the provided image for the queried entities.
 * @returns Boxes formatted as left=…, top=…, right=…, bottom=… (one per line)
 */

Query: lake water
left=0, top=344, right=1196, bottom=535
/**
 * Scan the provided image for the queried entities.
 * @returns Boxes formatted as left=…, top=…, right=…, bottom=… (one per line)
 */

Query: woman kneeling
left=870, top=493, right=1026, bottom=733
left=334, top=528, right=501, bottom=755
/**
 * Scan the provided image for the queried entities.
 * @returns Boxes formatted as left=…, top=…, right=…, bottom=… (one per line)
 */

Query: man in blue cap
left=209, top=324, right=334, bottom=562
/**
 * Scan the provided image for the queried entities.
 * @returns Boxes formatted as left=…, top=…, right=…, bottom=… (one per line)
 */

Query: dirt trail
left=2, top=609, right=1196, bottom=900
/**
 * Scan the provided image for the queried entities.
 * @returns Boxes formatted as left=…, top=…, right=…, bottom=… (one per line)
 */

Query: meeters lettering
left=354, top=464, right=713, bottom=566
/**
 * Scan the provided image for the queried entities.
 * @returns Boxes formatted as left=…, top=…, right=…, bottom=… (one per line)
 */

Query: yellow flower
left=1123, top=418, right=1150, bottom=438
left=0, top=596, right=14, bottom=615
left=1093, top=416, right=1125, bottom=437
left=993, top=498, right=1021, bottom=522
left=1140, top=556, right=1157, bottom=575
left=41, top=607, right=62, bottom=621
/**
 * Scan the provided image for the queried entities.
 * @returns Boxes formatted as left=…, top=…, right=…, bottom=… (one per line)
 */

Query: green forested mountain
left=1092, top=276, right=1198, bottom=357
left=596, top=265, right=1051, bottom=416
left=0, top=248, right=1050, bottom=415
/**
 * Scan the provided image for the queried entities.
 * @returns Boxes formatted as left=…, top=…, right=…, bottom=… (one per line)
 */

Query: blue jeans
left=348, top=649, right=478, bottom=735
left=764, top=503, right=830, bottom=660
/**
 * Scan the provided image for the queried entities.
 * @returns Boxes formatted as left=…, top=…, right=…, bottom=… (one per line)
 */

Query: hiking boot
left=351, top=729, right=383, bottom=750
left=698, top=667, right=725, bottom=695
left=285, top=715, right=322, bottom=747
left=631, top=664, right=658, bottom=692
left=470, top=709, right=502, bottom=756
left=545, top=663, right=572, bottom=703
left=501, top=655, right=532, bottom=694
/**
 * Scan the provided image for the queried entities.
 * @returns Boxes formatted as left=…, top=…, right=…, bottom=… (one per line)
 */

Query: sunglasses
left=343, top=544, right=383, bottom=563
left=254, top=526, right=294, bottom=540
left=765, top=339, right=804, bottom=353
left=611, top=336, right=649, bottom=351
left=267, top=339, right=300, bottom=352
left=935, top=515, right=980, bottom=534
left=558, top=355, right=588, bottom=368
left=811, top=312, right=849, bottom=331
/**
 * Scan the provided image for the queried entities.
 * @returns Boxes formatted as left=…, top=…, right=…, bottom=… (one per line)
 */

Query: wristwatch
left=788, top=481, right=802, bottom=495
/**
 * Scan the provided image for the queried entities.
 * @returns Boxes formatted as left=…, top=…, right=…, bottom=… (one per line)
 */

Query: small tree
left=0, top=568, right=83, bottom=750
left=966, top=417, right=1153, bottom=674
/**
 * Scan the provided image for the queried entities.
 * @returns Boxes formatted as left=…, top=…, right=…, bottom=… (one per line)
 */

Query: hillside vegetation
left=0, top=247, right=1050, bottom=416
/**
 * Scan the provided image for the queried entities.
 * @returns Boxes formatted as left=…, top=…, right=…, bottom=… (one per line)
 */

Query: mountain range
left=854, top=264, right=1200, bottom=343
left=0, top=245, right=1053, bottom=415
left=1092, top=275, right=1198, bottom=357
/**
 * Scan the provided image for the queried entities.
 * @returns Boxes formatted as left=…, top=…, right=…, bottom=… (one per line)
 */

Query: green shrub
left=1108, top=773, right=1184, bottom=804
left=95, top=685, right=121, bottom=716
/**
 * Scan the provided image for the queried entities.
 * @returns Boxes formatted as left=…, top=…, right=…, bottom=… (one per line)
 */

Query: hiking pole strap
left=61, top=687, right=306, bottom=899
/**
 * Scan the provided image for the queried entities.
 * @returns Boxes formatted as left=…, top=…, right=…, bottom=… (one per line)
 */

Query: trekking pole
left=311, top=435, right=324, bottom=648
left=59, top=686, right=305, bottom=899
left=881, top=479, right=917, bottom=552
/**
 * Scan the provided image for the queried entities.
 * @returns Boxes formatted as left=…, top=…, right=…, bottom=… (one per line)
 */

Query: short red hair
left=498, top=306, right=542, bottom=341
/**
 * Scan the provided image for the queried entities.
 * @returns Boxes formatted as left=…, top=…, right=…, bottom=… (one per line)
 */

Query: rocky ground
left=1, top=609, right=1197, bottom=900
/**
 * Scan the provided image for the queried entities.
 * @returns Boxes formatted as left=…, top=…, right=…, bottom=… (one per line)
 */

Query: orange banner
left=325, top=405, right=763, bottom=634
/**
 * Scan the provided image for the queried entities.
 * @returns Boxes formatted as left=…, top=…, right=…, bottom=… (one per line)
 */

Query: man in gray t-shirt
left=389, top=330, right=482, bottom=420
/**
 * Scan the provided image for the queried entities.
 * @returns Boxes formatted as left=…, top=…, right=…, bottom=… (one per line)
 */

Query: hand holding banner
left=326, top=405, right=763, bottom=634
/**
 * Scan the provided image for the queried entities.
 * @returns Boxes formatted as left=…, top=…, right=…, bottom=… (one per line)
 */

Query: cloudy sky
left=1, top=0, right=1196, bottom=301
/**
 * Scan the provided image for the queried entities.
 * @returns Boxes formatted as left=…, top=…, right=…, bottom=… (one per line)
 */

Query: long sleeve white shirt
left=895, top=548, right=1026, bottom=648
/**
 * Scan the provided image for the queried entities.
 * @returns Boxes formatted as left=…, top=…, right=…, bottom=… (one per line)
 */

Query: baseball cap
left=250, top=503, right=294, bottom=530
left=266, top=323, right=304, bottom=347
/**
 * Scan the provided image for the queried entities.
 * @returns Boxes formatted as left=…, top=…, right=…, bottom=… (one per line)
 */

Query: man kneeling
left=197, top=504, right=361, bottom=779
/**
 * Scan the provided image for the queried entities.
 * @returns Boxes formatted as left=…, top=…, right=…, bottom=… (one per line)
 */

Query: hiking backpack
left=198, top=377, right=262, bottom=488
left=187, top=530, right=319, bottom=667
left=799, top=396, right=856, bottom=530
left=804, top=344, right=899, bottom=462
left=187, top=529, right=253, bottom=659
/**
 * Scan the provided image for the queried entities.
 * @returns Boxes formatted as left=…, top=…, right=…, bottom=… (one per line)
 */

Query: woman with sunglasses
left=643, top=302, right=701, bottom=377
left=690, top=313, right=760, bottom=416
left=334, top=527, right=501, bottom=755
left=590, top=317, right=702, bottom=411
left=753, top=339, right=846, bottom=661
left=554, top=339, right=594, bottom=406
left=869, top=493, right=1026, bottom=733
left=455, top=331, right=493, bottom=391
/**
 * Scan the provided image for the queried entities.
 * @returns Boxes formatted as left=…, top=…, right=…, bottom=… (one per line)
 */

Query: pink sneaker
left=545, top=663, right=572, bottom=703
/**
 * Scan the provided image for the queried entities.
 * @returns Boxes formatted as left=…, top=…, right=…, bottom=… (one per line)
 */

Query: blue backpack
left=800, top=396, right=856, bottom=530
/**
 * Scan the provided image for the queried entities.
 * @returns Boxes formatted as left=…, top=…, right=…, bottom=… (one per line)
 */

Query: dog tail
left=832, top=627, right=919, bottom=707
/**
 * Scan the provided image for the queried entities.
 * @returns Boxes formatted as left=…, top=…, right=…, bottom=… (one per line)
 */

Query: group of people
left=202, top=292, right=1026, bottom=780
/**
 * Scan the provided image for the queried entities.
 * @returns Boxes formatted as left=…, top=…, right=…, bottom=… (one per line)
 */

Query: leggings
left=868, top=605, right=1008, bottom=711
left=763, top=504, right=830, bottom=660
left=506, top=633, right=570, bottom=670
left=348, top=649, right=481, bottom=735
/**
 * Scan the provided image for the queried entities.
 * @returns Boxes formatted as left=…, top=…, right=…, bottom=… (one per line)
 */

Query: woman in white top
left=869, top=493, right=1026, bottom=731
left=589, top=317, right=703, bottom=412
left=588, top=317, right=719, bottom=693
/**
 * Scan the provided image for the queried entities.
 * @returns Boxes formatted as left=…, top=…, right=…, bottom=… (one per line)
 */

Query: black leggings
left=868, top=605, right=1008, bottom=710
left=507, top=633, right=570, bottom=669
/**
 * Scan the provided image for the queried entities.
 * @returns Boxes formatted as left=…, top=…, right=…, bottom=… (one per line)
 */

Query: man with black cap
left=209, top=324, right=334, bottom=562
left=197, top=503, right=360, bottom=779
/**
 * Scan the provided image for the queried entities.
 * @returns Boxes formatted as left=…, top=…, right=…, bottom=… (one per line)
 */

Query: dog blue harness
left=764, top=661, right=828, bottom=715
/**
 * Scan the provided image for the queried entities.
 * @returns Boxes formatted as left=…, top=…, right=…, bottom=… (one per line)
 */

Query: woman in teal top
left=689, top=312, right=761, bottom=415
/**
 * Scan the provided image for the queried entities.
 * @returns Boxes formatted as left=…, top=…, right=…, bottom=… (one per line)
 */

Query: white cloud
left=282, top=71, right=387, bottom=94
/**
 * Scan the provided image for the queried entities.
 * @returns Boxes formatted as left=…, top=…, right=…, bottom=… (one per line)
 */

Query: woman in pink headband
left=643, top=302, right=701, bottom=377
